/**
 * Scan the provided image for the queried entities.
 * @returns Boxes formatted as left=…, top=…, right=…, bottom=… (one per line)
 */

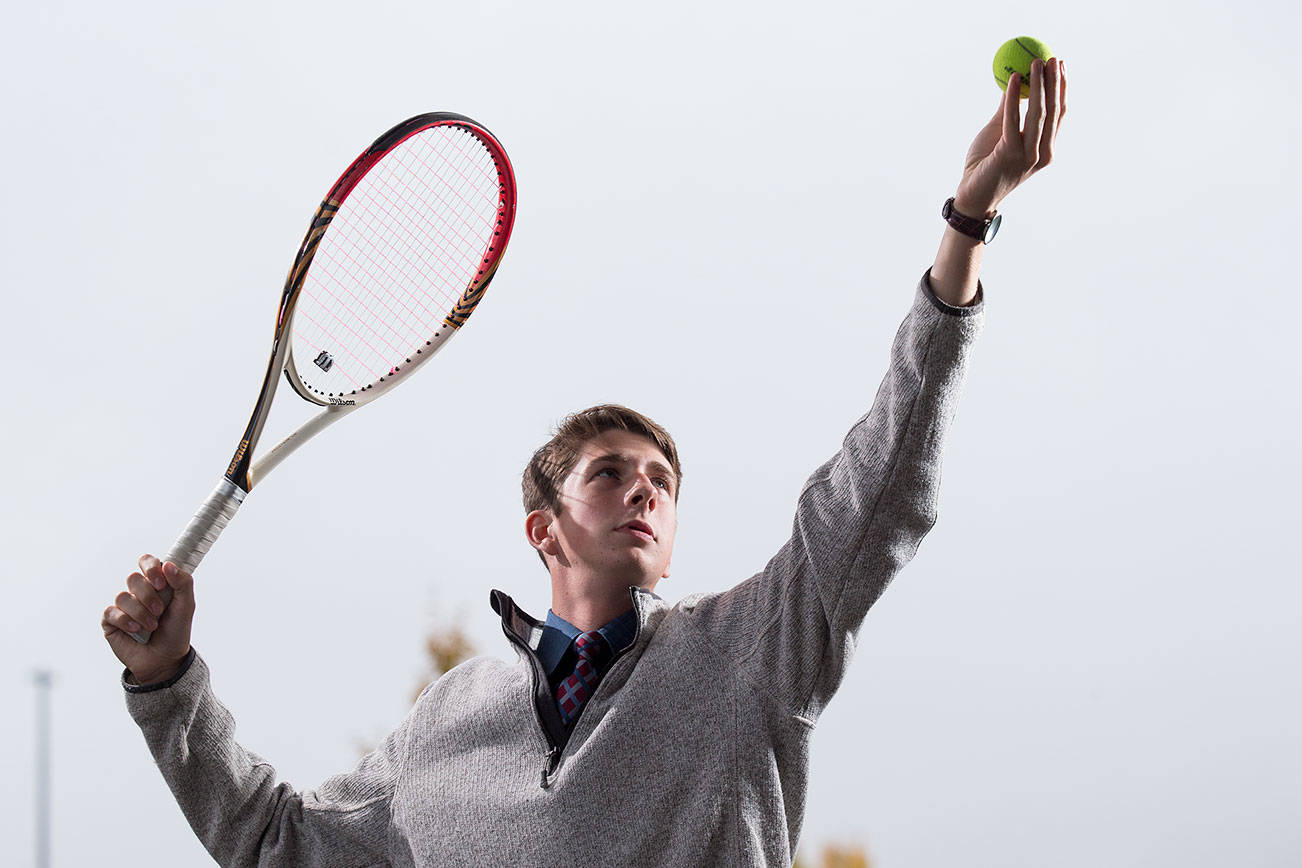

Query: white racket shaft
left=129, top=479, right=246, bottom=644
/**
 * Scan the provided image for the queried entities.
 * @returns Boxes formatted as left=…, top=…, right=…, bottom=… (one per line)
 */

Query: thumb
left=163, top=561, right=196, bottom=614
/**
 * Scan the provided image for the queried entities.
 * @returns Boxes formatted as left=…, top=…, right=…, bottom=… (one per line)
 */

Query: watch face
left=983, top=213, right=1002, bottom=243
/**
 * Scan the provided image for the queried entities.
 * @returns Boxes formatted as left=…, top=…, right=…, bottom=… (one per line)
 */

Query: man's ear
left=525, top=509, right=557, bottom=557
left=661, top=555, right=671, bottom=580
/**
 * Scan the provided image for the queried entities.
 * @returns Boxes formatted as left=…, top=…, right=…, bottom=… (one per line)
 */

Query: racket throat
left=225, top=332, right=296, bottom=490
left=246, top=403, right=359, bottom=489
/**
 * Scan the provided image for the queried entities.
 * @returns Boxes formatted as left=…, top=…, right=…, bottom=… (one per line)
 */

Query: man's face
left=541, top=429, right=678, bottom=588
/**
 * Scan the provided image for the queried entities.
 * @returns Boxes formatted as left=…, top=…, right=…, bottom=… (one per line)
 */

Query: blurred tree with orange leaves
left=411, top=620, right=477, bottom=704
left=793, top=841, right=872, bottom=868
left=357, top=618, right=480, bottom=757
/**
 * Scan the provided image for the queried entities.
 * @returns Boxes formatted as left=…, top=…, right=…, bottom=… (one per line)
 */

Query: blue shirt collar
left=538, top=607, right=639, bottom=678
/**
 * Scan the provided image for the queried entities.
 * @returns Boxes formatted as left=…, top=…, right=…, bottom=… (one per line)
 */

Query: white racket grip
left=129, top=479, right=246, bottom=644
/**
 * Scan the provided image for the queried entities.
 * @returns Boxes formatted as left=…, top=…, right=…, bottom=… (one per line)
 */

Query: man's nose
left=626, top=473, right=656, bottom=506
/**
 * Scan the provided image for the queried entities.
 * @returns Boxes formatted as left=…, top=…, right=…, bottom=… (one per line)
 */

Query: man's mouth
left=619, top=520, right=655, bottom=541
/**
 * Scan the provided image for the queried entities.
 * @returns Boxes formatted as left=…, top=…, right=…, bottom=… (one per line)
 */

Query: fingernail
left=164, top=562, right=178, bottom=579
left=150, top=601, right=164, bottom=616
left=153, top=576, right=166, bottom=590
left=127, top=621, right=140, bottom=632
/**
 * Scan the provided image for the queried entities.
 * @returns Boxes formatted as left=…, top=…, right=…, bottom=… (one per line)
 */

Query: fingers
left=104, top=555, right=194, bottom=638
left=102, top=602, right=144, bottom=637
left=133, top=566, right=166, bottom=611
left=141, top=552, right=190, bottom=606
left=113, top=572, right=163, bottom=634
left=1059, top=61, right=1068, bottom=121
left=1022, top=59, right=1048, bottom=168
left=1036, top=58, right=1067, bottom=171
left=139, top=553, right=168, bottom=595
left=1002, top=72, right=1022, bottom=147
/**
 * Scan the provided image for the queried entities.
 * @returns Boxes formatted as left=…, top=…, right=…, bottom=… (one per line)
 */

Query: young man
left=105, top=61, right=1066, bottom=866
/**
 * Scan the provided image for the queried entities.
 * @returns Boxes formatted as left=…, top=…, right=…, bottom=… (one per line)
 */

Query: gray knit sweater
left=125, top=274, right=983, bottom=867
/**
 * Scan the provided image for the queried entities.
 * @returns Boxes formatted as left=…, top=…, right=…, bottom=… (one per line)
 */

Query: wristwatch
left=942, top=197, right=1001, bottom=244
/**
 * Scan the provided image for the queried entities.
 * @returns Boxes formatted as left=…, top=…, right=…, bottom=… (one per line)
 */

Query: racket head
left=282, top=113, right=517, bottom=406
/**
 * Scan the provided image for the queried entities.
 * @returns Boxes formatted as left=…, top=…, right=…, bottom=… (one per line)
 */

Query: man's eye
left=596, top=468, right=618, bottom=478
left=654, top=478, right=671, bottom=491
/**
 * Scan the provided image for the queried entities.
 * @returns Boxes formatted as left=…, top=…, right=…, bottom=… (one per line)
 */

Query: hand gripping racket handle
left=129, top=479, right=247, bottom=644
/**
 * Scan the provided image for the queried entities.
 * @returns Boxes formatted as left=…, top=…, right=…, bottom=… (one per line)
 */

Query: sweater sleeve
left=691, top=271, right=984, bottom=721
left=124, top=650, right=409, bottom=867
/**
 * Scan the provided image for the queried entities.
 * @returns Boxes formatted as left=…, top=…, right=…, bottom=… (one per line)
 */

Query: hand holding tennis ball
left=949, top=42, right=1065, bottom=219
left=994, top=37, right=1053, bottom=98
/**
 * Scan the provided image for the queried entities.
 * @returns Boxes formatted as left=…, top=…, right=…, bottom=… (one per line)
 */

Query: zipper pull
left=539, top=746, right=561, bottom=789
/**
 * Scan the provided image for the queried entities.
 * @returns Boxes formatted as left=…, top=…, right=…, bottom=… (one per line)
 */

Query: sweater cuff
left=921, top=268, right=984, bottom=317
left=122, top=646, right=197, bottom=694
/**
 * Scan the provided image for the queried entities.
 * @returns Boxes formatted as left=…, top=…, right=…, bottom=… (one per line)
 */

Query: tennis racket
left=130, top=112, right=517, bottom=644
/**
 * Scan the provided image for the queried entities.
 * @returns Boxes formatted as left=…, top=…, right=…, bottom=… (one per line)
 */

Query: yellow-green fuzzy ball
left=994, top=36, right=1052, bottom=98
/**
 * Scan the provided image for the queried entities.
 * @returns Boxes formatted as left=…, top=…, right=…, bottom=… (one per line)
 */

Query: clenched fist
left=102, top=554, right=195, bottom=684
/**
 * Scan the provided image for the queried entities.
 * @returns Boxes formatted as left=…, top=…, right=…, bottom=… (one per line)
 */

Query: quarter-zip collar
left=489, top=586, right=664, bottom=789
left=489, top=586, right=662, bottom=653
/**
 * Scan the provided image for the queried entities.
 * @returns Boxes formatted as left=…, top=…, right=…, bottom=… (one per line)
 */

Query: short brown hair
left=522, top=404, right=683, bottom=516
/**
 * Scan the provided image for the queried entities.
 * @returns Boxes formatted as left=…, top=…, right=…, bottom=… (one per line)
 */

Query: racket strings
left=292, top=125, right=504, bottom=397
left=363, top=135, right=501, bottom=310
left=375, top=142, right=499, bottom=274
left=311, top=136, right=492, bottom=356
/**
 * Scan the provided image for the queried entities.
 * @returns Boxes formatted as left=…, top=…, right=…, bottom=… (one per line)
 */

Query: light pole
left=33, top=669, right=52, bottom=868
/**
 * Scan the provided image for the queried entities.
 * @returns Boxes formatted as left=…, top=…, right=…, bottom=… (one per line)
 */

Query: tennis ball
left=994, top=36, right=1052, bottom=98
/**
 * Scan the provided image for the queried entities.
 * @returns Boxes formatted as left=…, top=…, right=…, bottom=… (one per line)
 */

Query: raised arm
left=690, top=58, right=1067, bottom=719
left=933, top=57, right=1066, bottom=306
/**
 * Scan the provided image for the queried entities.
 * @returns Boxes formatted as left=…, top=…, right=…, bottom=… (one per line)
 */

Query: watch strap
left=942, top=197, right=1000, bottom=244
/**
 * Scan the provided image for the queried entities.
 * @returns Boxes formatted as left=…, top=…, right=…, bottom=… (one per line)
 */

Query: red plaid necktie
left=555, top=631, right=610, bottom=726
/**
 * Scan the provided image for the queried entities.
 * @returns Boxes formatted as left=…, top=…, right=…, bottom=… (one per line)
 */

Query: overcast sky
left=3, top=1, right=1299, bottom=866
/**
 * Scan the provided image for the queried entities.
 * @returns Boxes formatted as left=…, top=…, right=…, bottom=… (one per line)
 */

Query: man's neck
left=549, top=575, right=645, bottom=632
